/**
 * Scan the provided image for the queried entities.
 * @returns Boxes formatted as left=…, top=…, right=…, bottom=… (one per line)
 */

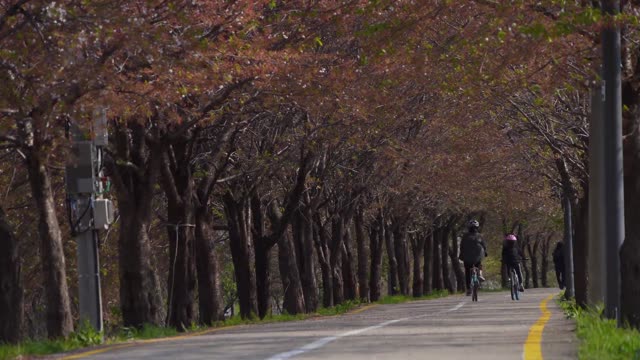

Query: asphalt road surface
left=62, top=288, right=576, bottom=360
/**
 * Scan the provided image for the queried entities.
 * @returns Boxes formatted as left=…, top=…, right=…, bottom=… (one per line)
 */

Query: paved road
left=63, top=288, right=576, bottom=360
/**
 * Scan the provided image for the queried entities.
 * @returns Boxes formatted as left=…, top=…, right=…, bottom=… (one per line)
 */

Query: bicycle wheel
left=509, top=269, right=516, bottom=300
left=511, top=269, right=520, bottom=300
left=472, top=282, right=478, bottom=302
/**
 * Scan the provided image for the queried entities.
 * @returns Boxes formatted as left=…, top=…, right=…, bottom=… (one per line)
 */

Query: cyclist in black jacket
left=459, top=219, right=487, bottom=296
left=502, top=234, right=524, bottom=292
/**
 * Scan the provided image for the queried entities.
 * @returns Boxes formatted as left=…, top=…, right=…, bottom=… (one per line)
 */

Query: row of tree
left=1, top=0, right=640, bottom=345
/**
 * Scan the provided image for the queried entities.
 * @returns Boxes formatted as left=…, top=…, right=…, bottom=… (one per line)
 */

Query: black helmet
left=468, top=219, right=480, bottom=229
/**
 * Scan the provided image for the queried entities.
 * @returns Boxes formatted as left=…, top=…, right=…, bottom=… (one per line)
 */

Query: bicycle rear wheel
left=472, top=282, right=478, bottom=302
left=511, top=268, right=520, bottom=301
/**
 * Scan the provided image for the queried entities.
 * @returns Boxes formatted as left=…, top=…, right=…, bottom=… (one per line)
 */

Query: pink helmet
left=505, top=234, right=517, bottom=241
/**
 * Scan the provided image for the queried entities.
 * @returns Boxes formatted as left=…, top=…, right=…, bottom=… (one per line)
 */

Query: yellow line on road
left=60, top=325, right=241, bottom=360
left=348, top=304, right=378, bottom=315
left=523, top=293, right=554, bottom=360
left=61, top=344, right=135, bottom=359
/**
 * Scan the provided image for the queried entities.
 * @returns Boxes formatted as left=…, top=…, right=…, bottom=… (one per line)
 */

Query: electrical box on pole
left=94, top=199, right=115, bottom=230
left=64, top=107, right=112, bottom=334
left=66, top=141, right=96, bottom=194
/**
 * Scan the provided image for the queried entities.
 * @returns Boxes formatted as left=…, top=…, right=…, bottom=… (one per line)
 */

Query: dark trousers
left=464, top=262, right=482, bottom=291
left=507, top=263, right=523, bottom=285
left=555, top=265, right=565, bottom=289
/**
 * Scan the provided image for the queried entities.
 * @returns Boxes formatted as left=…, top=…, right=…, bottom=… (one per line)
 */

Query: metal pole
left=563, top=194, right=575, bottom=300
left=75, top=196, right=104, bottom=332
left=66, top=121, right=104, bottom=334
left=587, top=83, right=605, bottom=305
left=602, top=0, right=624, bottom=323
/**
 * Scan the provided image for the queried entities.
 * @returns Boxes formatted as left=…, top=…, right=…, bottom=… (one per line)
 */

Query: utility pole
left=601, top=0, right=625, bottom=324
left=588, top=82, right=605, bottom=306
left=563, top=194, right=575, bottom=300
left=65, top=109, right=114, bottom=333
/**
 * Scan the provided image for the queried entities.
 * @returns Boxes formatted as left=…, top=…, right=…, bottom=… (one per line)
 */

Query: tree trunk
left=331, top=217, right=345, bottom=305
left=411, top=233, right=425, bottom=298
left=194, top=208, right=224, bottom=325
left=533, top=237, right=541, bottom=288
left=440, top=226, right=454, bottom=293
left=167, top=184, right=196, bottom=331
left=112, top=122, right=163, bottom=328
left=252, top=196, right=271, bottom=320
left=314, top=215, right=333, bottom=308
left=423, top=230, right=433, bottom=295
left=393, top=224, right=410, bottom=295
left=117, top=206, right=164, bottom=328
left=342, top=227, right=358, bottom=301
left=256, top=155, right=312, bottom=317
left=527, top=239, right=539, bottom=289
left=117, top=201, right=164, bottom=327
left=0, top=207, right=23, bottom=343
left=369, top=213, right=384, bottom=302
left=524, top=263, right=531, bottom=288
left=319, top=253, right=333, bottom=308
left=165, top=202, right=197, bottom=330
left=530, top=252, right=539, bottom=288
left=277, top=230, right=306, bottom=315
left=27, top=152, right=73, bottom=338
left=449, top=229, right=465, bottom=293
left=385, top=222, right=399, bottom=295
left=431, top=227, right=443, bottom=291
left=622, top=222, right=640, bottom=328
left=540, top=236, right=551, bottom=288
left=293, top=207, right=318, bottom=312
left=554, top=157, right=576, bottom=299
left=622, top=125, right=640, bottom=328
left=621, top=59, right=640, bottom=328
left=223, top=193, right=258, bottom=319
left=573, top=197, right=589, bottom=307
left=521, top=240, right=531, bottom=289
left=161, top=137, right=200, bottom=330
left=332, top=261, right=344, bottom=305
left=355, top=209, right=369, bottom=302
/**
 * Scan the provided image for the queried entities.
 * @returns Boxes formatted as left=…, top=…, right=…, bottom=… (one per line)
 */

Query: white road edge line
left=266, top=301, right=466, bottom=360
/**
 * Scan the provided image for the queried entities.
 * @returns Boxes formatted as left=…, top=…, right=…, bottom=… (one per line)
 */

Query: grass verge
left=0, top=290, right=451, bottom=360
left=559, top=297, right=640, bottom=360
left=375, top=289, right=449, bottom=304
left=0, top=321, right=104, bottom=359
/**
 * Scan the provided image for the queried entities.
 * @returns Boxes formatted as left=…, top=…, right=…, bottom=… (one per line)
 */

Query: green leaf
left=497, top=30, right=506, bottom=42
left=520, top=22, right=548, bottom=39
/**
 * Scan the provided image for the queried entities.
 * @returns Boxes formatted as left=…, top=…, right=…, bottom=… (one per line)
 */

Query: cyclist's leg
left=515, top=263, right=524, bottom=284
left=476, top=262, right=485, bottom=281
left=516, top=263, right=524, bottom=291
left=506, top=265, right=516, bottom=299
left=464, top=262, right=472, bottom=295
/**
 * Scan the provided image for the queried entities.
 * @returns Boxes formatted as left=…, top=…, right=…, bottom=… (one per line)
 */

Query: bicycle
left=470, top=266, right=480, bottom=302
left=508, top=264, right=521, bottom=301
